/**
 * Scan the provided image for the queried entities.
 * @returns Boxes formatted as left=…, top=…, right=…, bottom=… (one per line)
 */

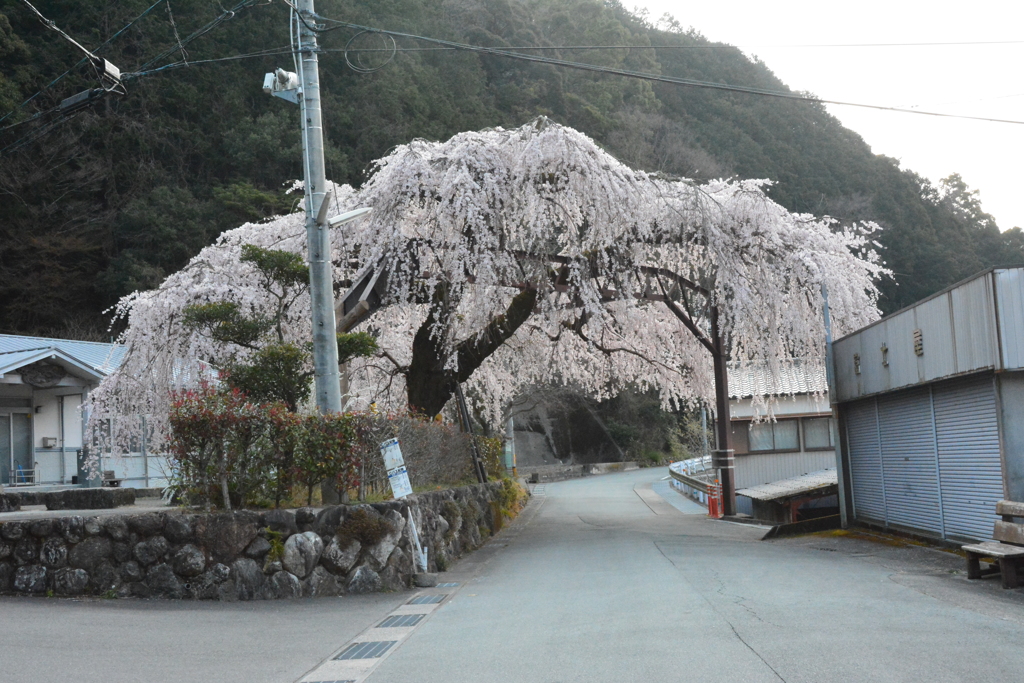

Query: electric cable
left=134, top=0, right=265, bottom=74
left=0, top=0, right=166, bottom=125
left=0, top=105, right=59, bottom=135
left=122, top=46, right=294, bottom=79
left=303, top=16, right=1024, bottom=125
left=0, top=0, right=246, bottom=152
left=343, top=31, right=396, bottom=74
left=315, top=40, right=1024, bottom=50
left=165, top=0, right=189, bottom=65
left=16, top=0, right=98, bottom=60
left=118, top=34, right=1024, bottom=126
left=0, top=109, right=85, bottom=156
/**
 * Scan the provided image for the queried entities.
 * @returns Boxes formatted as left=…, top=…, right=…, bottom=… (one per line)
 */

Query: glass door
left=12, top=413, right=31, bottom=482
left=0, top=414, right=10, bottom=484
left=0, top=412, right=33, bottom=484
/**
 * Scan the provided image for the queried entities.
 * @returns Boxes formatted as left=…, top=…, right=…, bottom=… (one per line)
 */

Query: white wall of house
left=729, top=395, right=836, bottom=490
left=12, top=388, right=170, bottom=489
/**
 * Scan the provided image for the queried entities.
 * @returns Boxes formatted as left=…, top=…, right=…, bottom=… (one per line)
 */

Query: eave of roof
left=0, top=346, right=107, bottom=382
left=0, top=333, right=123, bottom=375
left=736, top=468, right=838, bottom=502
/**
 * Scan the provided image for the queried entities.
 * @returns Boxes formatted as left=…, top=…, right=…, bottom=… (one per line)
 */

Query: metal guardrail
left=668, top=456, right=713, bottom=494
left=669, top=468, right=709, bottom=494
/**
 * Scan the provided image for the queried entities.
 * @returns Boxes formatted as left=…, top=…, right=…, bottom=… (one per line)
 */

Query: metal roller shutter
left=933, top=376, right=1004, bottom=541
left=846, top=399, right=886, bottom=524
left=877, top=389, right=943, bottom=535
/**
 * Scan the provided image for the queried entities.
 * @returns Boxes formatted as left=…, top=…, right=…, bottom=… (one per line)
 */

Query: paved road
left=3, top=468, right=1024, bottom=682
left=369, top=468, right=1024, bottom=683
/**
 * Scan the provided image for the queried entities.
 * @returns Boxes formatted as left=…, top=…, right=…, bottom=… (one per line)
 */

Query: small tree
left=182, top=244, right=377, bottom=410
left=294, top=413, right=360, bottom=506
left=264, top=404, right=302, bottom=508
left=167, top=384, right=243, bottom=510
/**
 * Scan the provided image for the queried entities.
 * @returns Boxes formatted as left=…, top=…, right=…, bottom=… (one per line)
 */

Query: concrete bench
left=102, top=470, right=123, bottom=487
left=963, top=500, right=1024, bottom=589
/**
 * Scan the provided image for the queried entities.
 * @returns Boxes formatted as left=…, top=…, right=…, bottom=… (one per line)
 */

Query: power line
left=16, top=0, right=97, bottom=60
left=302, top=16, right=1024, bottom=126
left=121, top=32, right=1024, bottom=127
left=0, top=0, right=166, bottom=126
left=123, top=46, right=295, bottom=79
left=135, top=0, right=265, bottom=73
left=2, top=0, right=266, bottom=152
left=318, top=39, right=1024, bottom=52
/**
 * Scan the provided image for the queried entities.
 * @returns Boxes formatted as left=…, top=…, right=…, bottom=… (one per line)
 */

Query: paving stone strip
left=292, top=491, right=547, bottom=683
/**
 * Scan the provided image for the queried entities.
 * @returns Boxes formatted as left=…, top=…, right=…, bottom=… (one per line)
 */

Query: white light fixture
left=262, top=68, right=301, bottom=104
left=328, top=207, right=372, bottom=227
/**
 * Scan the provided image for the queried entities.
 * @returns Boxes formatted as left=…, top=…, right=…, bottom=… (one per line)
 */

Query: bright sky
left=631, top=0, right=1024, bottom=230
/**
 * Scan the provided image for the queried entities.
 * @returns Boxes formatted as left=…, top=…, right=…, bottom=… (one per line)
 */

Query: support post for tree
left=710, top=305, right=737, bottom=517
left=295, top=0, right=342, bottom=418
left=454, top=383, right=488, bottom=484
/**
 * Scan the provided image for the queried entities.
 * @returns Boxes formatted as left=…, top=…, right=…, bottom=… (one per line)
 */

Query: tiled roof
left=729, top=360, right=828, bottom=399
left=0, top=334, right=125, bottom=375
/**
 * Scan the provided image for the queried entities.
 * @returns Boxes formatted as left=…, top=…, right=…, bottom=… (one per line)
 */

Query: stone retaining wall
left=0, top=480, right=525, bottom=600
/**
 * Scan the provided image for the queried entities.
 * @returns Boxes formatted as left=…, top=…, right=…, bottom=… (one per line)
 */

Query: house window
left=803, top=417, right=834, bottom=450
left=748, top=419, right=800, bottom=452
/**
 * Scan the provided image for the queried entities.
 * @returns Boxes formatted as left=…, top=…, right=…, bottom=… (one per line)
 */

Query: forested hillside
left=2, top=0, right=1021, bottom=337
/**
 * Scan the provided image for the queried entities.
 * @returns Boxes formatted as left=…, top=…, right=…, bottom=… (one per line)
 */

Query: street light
left=328, top=206, right=372, bottom=227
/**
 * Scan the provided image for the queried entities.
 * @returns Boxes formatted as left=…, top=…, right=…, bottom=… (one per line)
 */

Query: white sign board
left=380, top=438, right=405, bottom=471
left=387, top=465, right=414, bottom=499
left=380, top=438, right=413, bottom=499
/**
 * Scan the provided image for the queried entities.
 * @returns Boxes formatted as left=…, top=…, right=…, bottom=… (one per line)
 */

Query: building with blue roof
left=0, top=334, right=165, bottom=488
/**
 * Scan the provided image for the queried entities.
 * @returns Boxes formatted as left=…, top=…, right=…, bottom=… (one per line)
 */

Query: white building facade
left=0, top=334, right=168, bottom=489
left=728, top=362, right=836, bottom=515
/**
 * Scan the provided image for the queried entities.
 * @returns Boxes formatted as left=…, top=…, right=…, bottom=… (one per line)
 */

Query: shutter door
left=933, top=376, right=1003, bottom=541
left=846, top=400, right=886, bottom=524
left=877, top=389, right=943, bottom=535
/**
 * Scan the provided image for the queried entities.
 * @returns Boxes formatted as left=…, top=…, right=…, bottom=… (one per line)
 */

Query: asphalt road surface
left=3, top=467, right=1023, bottom=683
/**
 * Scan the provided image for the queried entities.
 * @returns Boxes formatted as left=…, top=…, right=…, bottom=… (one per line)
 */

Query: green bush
left=167, top=383, right=361, bottom=509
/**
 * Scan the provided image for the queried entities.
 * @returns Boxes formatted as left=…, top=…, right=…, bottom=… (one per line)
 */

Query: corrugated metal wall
left=996, top=268, right=1024, bottom=369
left=733, top=450, right=836, bottom=489
left=833, top=268, right=1009, bottom=403
left=843, top=374, right=1003, bottom=541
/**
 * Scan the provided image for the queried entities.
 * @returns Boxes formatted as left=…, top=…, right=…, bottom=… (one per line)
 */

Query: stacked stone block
left=0, top=481, right=519, bottom=600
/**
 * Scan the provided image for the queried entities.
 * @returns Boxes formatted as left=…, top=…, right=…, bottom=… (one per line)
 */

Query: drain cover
left=408, top=594, right=445, bottom=605
left=379, top=613, right=425, bottom=628
left=333, top=641, right=397, bottom=660
left=436, top=582, right=459, bottom=587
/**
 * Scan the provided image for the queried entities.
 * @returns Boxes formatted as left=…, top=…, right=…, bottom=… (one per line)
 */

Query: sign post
left=379, top=438, right=427, bottom=574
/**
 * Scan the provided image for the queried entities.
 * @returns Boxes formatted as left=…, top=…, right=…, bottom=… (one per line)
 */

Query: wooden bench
left=963, top=500, right=1024, bottom=589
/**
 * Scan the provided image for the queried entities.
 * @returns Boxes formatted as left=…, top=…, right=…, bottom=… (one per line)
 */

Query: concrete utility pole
left=710, top=305, right=737, bottom=516
left=295, top=0, right=342, bottom=415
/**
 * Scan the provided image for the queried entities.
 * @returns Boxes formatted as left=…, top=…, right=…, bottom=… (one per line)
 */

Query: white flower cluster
left=89, top=120, right=885, bottom=446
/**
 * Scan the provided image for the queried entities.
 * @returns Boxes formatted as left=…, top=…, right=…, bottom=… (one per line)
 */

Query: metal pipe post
left=296, top=0, right=342, bottom=415
left=821, top=283, right=849, bottom=528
